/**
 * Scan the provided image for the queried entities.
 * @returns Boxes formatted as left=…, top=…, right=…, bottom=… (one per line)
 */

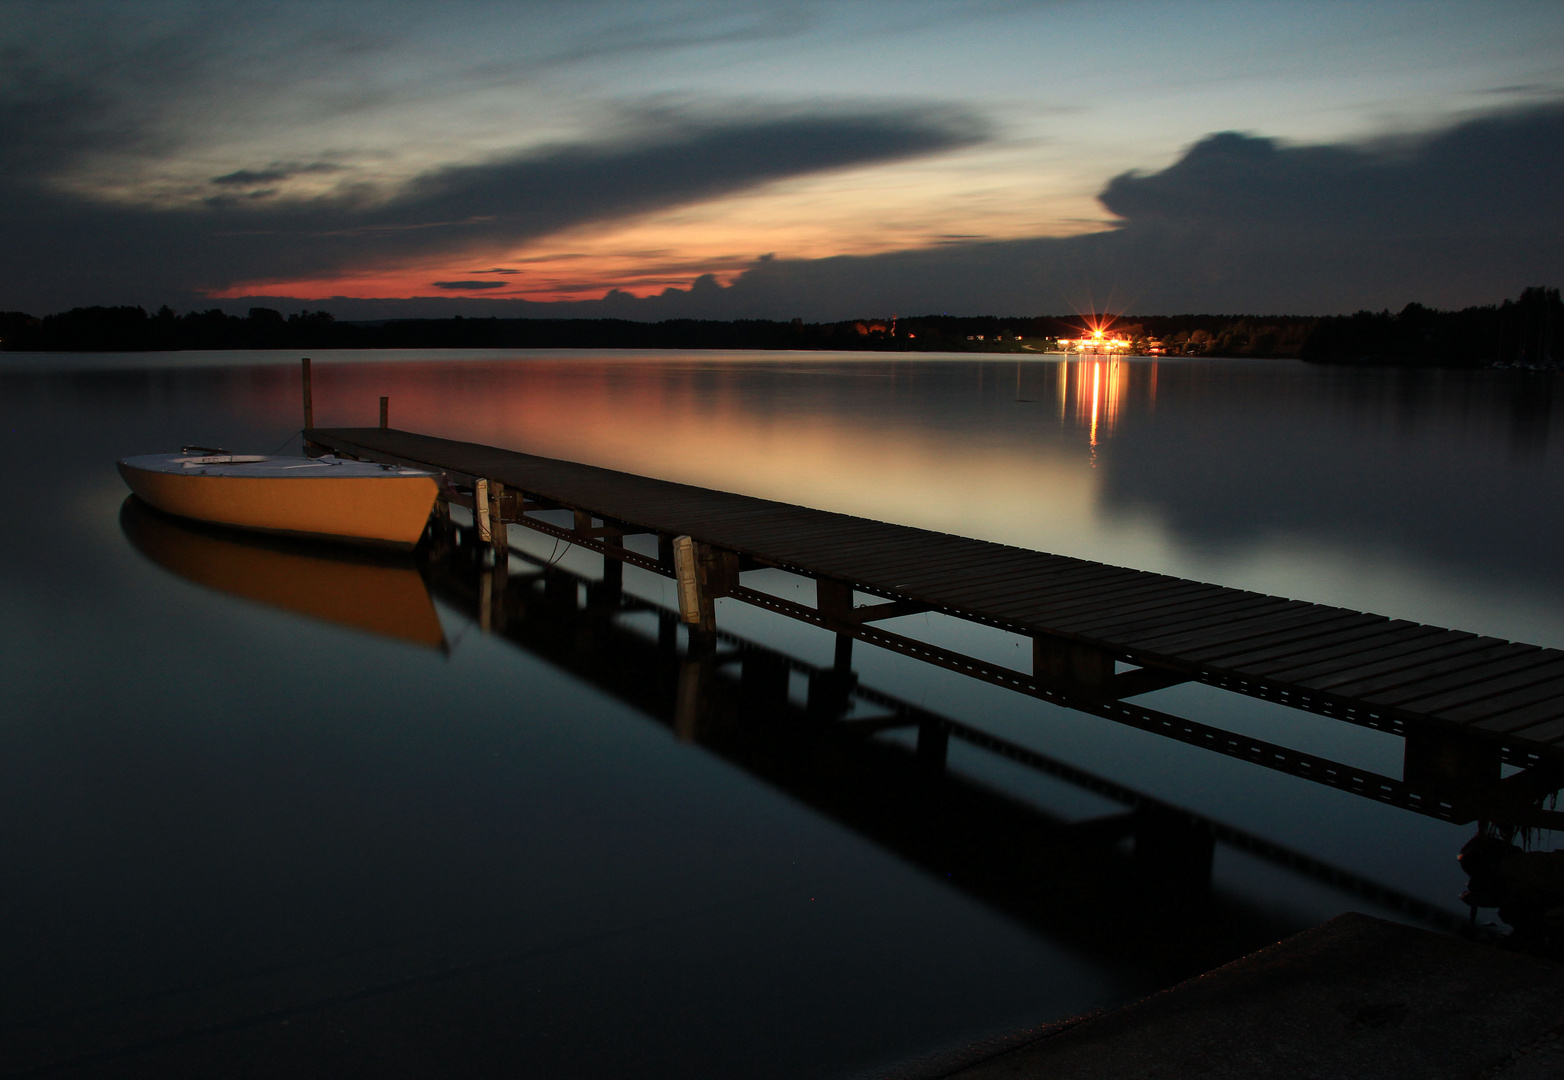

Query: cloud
left=561, top=103, right=1564, bottom=318
left=0, top=100, right=987, bottom=312
left=432, top=280, right=508, bottom=290
left=200, top=103, right=1564, bottom=323
left=210, top=162, right=343, bottom=186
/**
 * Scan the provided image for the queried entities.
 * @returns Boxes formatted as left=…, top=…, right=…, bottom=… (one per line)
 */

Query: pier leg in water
left=474, top=478, right=492, bottom=545
left=1034, top=633, right=1115, bottom=693
left=1403, top=727, right=1502, bottom=807
left=301, top=357, right=313, bottom=430
left=674, top=535, right=716, bottom=634
left=488, top=481, right=508, bottom=555
left=379, top=396, right=388, bottom=429
left=601, top=535, right=623, bottom=602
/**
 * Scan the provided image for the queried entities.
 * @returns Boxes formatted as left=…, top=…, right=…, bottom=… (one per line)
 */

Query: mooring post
left=474, top=478, right=492, bottom=544
left=301, top=357, right=314, bottom=430
left=379, top=396, right=388, bottom=429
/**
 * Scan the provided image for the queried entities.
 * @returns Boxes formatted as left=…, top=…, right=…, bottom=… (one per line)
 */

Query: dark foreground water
left=2, top=351, right=1562, bottom=1077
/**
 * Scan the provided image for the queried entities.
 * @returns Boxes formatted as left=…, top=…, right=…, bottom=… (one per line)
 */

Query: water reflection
left=120, top=497, right=446, bottom=650
left=415, top=517, right=1486, bottom=977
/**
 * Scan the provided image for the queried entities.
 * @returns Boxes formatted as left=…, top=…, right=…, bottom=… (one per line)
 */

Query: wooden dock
left=307, top=426, right=1564, bottom=812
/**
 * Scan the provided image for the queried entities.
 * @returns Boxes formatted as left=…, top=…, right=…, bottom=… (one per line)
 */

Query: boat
left=119, top=496, right=447, bottom=650
left=117, top=449, right=441, bottom=547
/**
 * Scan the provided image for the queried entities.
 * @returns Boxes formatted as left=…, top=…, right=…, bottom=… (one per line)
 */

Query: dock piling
left=379, top=396, right=388, bottom=429
left=474, top=478, right=492, bottom=544
left=301, top=358, right=313, bottom=430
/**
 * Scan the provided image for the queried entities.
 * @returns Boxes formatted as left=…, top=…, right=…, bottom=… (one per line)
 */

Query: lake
left=2, top=350, right=1561, bottom=1078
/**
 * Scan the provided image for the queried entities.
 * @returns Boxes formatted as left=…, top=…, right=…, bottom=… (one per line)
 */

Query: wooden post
left=474, top=478, right=492, bottom=544
left=1034, top=634, right=1115, bottom=692
left=673, top=535, right=711, bottom=631
left=601, top=535, right=623, bottom=600
left=1404, top=727, right=1501, bottom=805
left=301, top=358, right=314, bottom=430
left=379, top=396, right=388, bottom=429
left=817, top=578, right=854, bottom=622
left=834, top=633, right=853, bottom=671
left=488, top=480, right=507, bottom=553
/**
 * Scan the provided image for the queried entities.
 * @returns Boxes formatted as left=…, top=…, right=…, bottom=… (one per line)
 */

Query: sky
left=3, top=0, right=1562, bottom=319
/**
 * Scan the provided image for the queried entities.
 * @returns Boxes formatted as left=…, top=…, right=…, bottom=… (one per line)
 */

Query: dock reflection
left=119, top=496, right=447, bottom=650
left=419, top=518, right=1469, bottom=984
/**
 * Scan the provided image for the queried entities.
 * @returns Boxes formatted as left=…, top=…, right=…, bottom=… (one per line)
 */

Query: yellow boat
left=120, top=497, right=447, bottom=650
left=117, top=451, right=440, bottom=547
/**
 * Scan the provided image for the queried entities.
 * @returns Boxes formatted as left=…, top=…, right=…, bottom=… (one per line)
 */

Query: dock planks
left=309, top=427, right=1564, bottom=765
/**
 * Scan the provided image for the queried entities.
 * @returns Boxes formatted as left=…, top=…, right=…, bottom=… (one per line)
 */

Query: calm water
left=2, top=350, right=1561, bottom=1077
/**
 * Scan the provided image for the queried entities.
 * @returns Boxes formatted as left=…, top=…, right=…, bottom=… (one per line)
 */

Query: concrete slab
left=927, top=913, right=1564, bottom=1080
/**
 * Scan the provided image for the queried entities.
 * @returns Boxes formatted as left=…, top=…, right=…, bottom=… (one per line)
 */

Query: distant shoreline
left=1, top=288, right=1557, bottom=368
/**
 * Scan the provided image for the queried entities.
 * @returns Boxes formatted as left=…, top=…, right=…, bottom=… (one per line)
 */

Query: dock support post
left=672, top=537, right=719, bottom=637
left=834, top=633, right=853, bottom=672
left=817, top=579, right=854, bottom=622
left=601, top=535, right=623, bottom=601
left=1033, top=634, right=1115, bottom=693
left=301, top=358, right=314, bottom=430
left=1404, top=727, right=1501, bottom=806
left=474, top=478, right=492, bottom=544
left=488, top=481, right=507, bottom=554
left=379, top=396, right=388, bottom=429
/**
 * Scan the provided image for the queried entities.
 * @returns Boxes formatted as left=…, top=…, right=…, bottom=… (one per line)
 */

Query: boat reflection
left=119, top=496, right=447, bottom=650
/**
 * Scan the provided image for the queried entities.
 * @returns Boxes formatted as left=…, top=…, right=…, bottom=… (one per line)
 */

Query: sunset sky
left=4, top=0, right=1561, bottom=318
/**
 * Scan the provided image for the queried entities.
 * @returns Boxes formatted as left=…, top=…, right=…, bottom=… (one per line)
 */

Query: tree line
left=0, top=305, right=1321, bottom=355
left=1298, top=287, right=1562, bottom=368
left=0, top=289, right=1556, bottom=366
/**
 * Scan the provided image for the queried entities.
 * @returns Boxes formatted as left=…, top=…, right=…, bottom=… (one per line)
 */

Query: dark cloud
left=0, top=103, right=986, bottom=312
left=210, top=162, right=343, bottom=186
left=469, top=267, right=521, bottom=274
left=201, top=104, right=1564, bottom=324
left=432, top=280, right=508, bottom=290
left=566, top=104, right=1564, bottom=318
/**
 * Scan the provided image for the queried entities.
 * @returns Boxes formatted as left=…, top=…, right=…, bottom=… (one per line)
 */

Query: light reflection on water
left=1, top=350, right=1561, bottom=1077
